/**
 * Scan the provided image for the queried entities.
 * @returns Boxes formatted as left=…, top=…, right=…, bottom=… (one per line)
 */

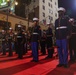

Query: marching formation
left=0, top=7, right=76, bottom=68
left=0, top=17, right=54, bottom=61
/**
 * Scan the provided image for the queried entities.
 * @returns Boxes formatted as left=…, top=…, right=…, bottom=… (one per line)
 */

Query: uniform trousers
left=56, top=39, right=68, bottom=64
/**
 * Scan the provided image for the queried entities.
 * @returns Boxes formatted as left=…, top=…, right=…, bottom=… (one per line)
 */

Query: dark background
left=58, top=0, right=76, bottom=19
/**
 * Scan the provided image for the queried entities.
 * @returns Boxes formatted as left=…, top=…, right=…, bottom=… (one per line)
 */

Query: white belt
left=32, top=33, right=38, bottom=35
left=56, top=26, right=67, bottom=30
left=2, top=39, right=5, bottom=41
left=17, top=36, right=22, bottom=38
left=8, top=37, right=12, bottom=39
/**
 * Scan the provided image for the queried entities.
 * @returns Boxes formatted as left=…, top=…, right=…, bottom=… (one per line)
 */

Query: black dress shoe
left=7, top=55, right=13, bottom=57
left=41, top=53, right=46, bottom=55
left=45, top=56, right=52, bottom=59
left=30, top=60, right=34, bottom=62
left=2, top=54, right=6, bottom=55
left=17, top=57, right=23, bottom=59
left=31, top=60, right=38, bottom=62
left=57, top=64, right=63, bottom=67
left=34, top=60, right=39, bottom=62
left=64, top=64, right=69, bottom=68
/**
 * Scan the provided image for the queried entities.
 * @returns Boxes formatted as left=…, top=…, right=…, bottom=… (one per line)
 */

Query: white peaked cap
left=9, top=27, right=12, bottom=30
left=2, top=30, right=5, bottom=32
left=69, top=18, right=74, bottom=22
left=33, top=18, right=38, bottom=21
left=47, top=22, right=50, bottom=25
left=25, top=33, right=27, bottom=35
left=58, top=7, right=66, bottom=12
left=15, top=32, right=17, bottom=35
left=18, top=25, right=21, bottom=27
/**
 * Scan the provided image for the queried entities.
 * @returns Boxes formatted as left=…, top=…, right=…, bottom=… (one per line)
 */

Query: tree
left=22, top=0, right=31, bottom=5
left=15, top=0, right=31, bottom=18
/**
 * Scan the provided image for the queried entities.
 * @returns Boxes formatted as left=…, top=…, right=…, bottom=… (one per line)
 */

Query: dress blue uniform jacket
left=31, top=25, right=41, bottom=42
left=55, top=16, right=70, bottom=40
left=46, top=28, right=53, bottom=41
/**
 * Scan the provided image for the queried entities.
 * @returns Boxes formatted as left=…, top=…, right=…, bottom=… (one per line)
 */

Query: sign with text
left=0, top=0, right=9, bottom=10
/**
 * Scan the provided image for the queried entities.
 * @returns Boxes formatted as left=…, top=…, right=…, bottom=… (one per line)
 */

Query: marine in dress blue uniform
left=46, top=23, right=53, bottom=58
left=8, top=28, right=14, bottom=56
left=1, top=30, right=7, bottom=55
left=55, top=7, right=70, bottom=68
left=40, top=30, right=46, bottom=55
left=69, top=18, right=76, bottom=62
left=17, top=25, right=25, bottom=59
left=31, top=18, right=41, bottom=62
left=14, top=32, right=18, bottom=54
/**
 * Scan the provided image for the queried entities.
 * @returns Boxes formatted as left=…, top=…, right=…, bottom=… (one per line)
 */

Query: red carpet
left=0, top=51, right=76, bottom=75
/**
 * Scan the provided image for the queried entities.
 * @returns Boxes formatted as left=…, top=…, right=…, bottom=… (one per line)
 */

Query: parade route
left=0, top=51, right=76, bottom=75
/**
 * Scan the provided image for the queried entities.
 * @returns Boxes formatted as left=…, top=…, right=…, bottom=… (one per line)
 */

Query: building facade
left=0, top=11, right=47, bottom=31
left=25, top=0, right=58, bottom=25
left=0, top=11, right=33, bottom=31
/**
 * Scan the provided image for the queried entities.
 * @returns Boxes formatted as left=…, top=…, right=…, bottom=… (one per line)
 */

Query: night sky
left=58, top=0, right=76, bottom=19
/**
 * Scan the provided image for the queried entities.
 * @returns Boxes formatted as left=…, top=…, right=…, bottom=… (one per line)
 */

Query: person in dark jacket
left=40, top=30, right=46, bottom=55
left=22, top=30, right=26, bottom=55
left=55, top=7, right=70, bottom=68
left=1, top=30, right=7, bottom=55
left=17, top=25, right=25, bottom=59
left=45, top=23, right=54, bottom=58
left=14, top=32, right=18, bottom=54
left=69, top=18, right=76, bottom=62
left=31, top=18, right=41, bottom=62
left=7, top=28, right=14, bottom=56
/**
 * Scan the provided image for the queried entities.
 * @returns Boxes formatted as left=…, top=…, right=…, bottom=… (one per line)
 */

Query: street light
left=6, top=0, right=18, bottom=31
left=15, top=1, right=18, bottom=6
